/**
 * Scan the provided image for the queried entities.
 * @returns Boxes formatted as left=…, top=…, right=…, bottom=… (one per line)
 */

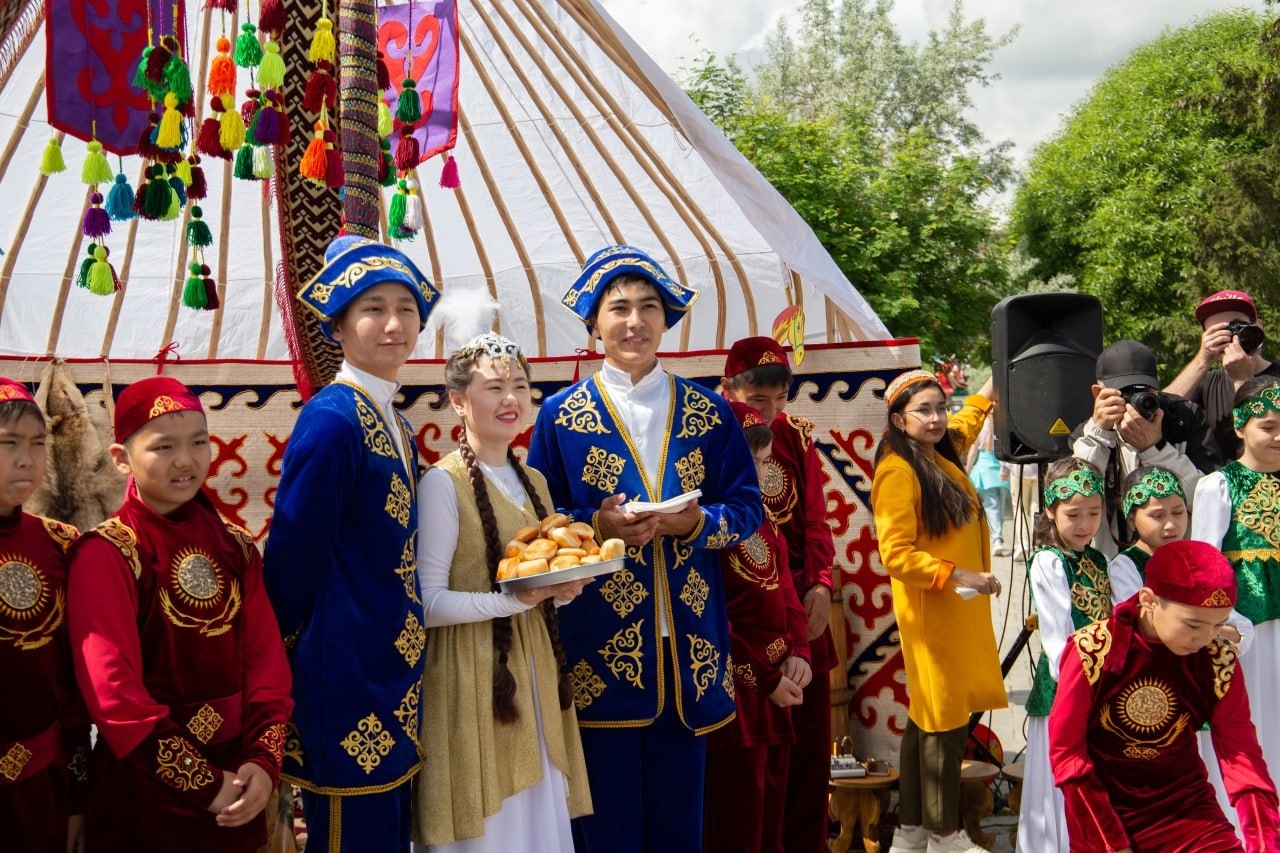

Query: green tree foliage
left=681, top=0, right=1014, bottom=361
left=1011, top=9, right=1271, bottom=368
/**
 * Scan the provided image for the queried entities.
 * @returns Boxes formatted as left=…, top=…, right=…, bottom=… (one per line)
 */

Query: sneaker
left=926, top=829, right=987, bottom=853
left=992, top=538, right=1010, bottom=557
left=888, top=825, right=929, bottom=853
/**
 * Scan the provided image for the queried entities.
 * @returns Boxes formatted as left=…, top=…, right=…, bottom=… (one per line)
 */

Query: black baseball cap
left=1097, top=340, right=1159, bottom=389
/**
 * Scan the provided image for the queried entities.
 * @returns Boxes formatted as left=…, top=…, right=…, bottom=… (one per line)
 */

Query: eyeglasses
left=905, top=406, right=949, bottom=420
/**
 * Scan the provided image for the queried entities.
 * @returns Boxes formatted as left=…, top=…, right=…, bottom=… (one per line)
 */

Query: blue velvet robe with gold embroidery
left=264, top=383, right=424, bottom=794
left=528, top=372, right=762, bottom=733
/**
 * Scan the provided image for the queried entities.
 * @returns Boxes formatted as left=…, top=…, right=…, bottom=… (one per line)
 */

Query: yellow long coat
left=871, top=395, right=1008, bottom=733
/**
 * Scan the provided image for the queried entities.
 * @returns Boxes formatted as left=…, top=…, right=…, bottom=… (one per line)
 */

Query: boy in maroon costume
left=67, top=376, right=293, bottom=852
left=1050, top=539, right=1280, bottom=852
left=704, top=401, right=812, bottom=852
left=722, top=336, right=836, bottom=850
left=0, top=378, right=89, bottom=853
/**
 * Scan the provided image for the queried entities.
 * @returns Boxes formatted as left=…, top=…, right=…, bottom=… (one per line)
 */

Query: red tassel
left=376, top=49, right=390, bottom=91
left=137, top=113, right=162, bottom=160
left=395, top=132, right=420, bottom=171
left=187, top=156, right=208, bottom=199
left=440, top=154, right=460, bottom=190
left=324, top=131, right=345, bottom=188
left=202, top=267, right=220, bottom=310
left=240, top=89, right=262, bottom=126
left=144, top=37, right=173, bottom=85
left=258, top=0, right=285, bottom=35
left=378, top=140, right=391, bottom=185
left=196, top=117, right=227, bottom=159
left=304, top=64, right=337, bottom=112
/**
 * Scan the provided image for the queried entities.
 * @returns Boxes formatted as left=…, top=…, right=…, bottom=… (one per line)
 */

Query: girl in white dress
left=411, top=333, right=593, bottom=852
left=1018, top=458, right=1142, bottom=852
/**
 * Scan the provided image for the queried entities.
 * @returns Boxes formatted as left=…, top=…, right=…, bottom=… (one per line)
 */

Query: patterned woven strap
left=338, top=0, right=381, bottom=238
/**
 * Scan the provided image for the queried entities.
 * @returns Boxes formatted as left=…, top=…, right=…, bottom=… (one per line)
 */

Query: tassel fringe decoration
left=40, top=138, right=66, bottom=175
left=440, top=154, right=460, bottom=190
left=235, top=22, right=263, bottom=68
left=82, top=193, right=111, bottom=239
left=183, top=261, right=209, bottom=308
left=82, top=140, right=113, bottom=185
left=209, top=36, right=236, bottom=97
left=258, top=41, right=285, bottom=89
left=106, top=173, right=137, bottom=221
left=187, top=156, right=208, bottom=200
left=86, top=245, right=118, bottom=295
left=310, top=18, right=335, bottom=63
left=395, top=79, right=421, bottom=124
left=186, top=205, right=213, bottom=247
left=259, top=0, right=286, bottom=35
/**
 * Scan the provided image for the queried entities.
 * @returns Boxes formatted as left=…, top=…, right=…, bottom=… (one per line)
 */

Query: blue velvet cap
left=297, top=235, right=439, bottom=341
left=561, top=244, right=699, bottom=330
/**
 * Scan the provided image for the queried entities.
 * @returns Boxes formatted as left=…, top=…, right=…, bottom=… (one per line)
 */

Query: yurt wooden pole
left=0, top=128, right=63, bottom=328
left=0, top=73, right=44, bottom=193
left=206, top=159, right=235, bottom=359
left=257, top=191, right=276, bottom=359
left=338, top=0, right=381, bottom=238
left=457, top=108, right=548, bottom=355
left=452, top=22, right=585, bottom=265
left=100, top=163, right=152, bottom=358
left=826, top=297, right=838, bottom=342
left=44, top=189, right=94, bottom=354
left=161, top=239, right=194, bottom=351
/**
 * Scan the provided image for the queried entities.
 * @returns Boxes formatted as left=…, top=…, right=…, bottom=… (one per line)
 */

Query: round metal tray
left=497, top=555, right=626, bottom=592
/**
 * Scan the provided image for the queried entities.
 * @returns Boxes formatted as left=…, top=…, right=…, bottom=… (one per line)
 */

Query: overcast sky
left=599, top=0, right=1255, bottom=197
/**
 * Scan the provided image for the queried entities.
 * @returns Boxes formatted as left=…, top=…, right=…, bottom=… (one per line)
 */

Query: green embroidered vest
left=1026, top=545, right=1113, bottom=717
left=1220, top=461, right=1280, bottom=625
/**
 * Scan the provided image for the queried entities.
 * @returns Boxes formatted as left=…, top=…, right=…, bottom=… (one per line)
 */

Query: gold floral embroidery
left=1069, top=555, right=1113, bottom=623
left=734, top=661, right=757, bottom=689
left=257, top=723, right=286, bottom=764
left=732, top=536, right=779, bottom=590
left=284, top=722, right=304, bottom=767
left=600, top=620, right=645, bottom=689
left=225, top=522, right=257, bottom=563
left=687, top=634, right=720, bottom=701
left=582, top=446, right=627, bottom=495
left=1100, top=678, right=1189, bottom=760
left=705, top=515, right=738, bottom=549
left=155, top=736, right=216, bottom=791
left=766, top=637, right=787, bottom=664
left=385, top=473, right=411, bottom=528
left=1074, top=621, right=1112, bottom=686
left=1210, top=638, right=1238, bottom=700
left=0, top=555, right=62, bottom=650
left=396, top=538, right=420, bottom=604
left=680, top=567, right=710, bottom=618
left=676, top=384, right=722, bottom=439
left=675, top=448, right=705, bottom=493
left=1203, top=588, right=1233, bottom=608
left=305, top=256, right=436, bottom=307
left=68, top=745, right=88, bottom=782
left=351, top=394, right=398, bottom=459
left=1238, top=474, right=1280, bottom=547
left=762, top=458, right=797, bottom=524
left=40, top=518, right=78, bottom=553
left=761, top=460, right=786, bottom=500
left=722, top=655, right=735, bottom=699
left=96, top=518, right=142, bottom=579
left=0, top=742, right=32, bottom=781
left=395, top=611, right=426, bottom=669
left=393, top=682, right=421, bottom=745
left=599, top=567, right=648, bottom=618
left=340, top=713, right=396, bottom=775
left=186, top=704, right=224, bottom=745
left=159, top=556, right=241, bottom=638
left=571, top=659, right=608, bottom=710
left=555, top=386, right=611, bottom=436
left=148, top=396, right=183, bottom=418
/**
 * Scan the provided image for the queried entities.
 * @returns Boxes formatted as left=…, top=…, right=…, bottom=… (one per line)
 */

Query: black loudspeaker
left=992, top=293, right=1103, bottom=463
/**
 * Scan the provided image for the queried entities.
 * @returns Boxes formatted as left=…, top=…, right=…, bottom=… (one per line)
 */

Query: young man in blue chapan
left=528, top=245, right=763, bottom=852
left=264, top=235, right=438, bottom=853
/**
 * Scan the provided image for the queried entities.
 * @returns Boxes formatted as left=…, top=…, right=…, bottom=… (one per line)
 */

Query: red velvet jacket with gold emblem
left=0, top=510, right=88, bottom=802
left=66, top=484, right=293, bottom=812
left=1050, top=598, right=1280, bottom=852
left=712, top=514, right=810, bottom=748
left=767, top=412, right=836, bottom=670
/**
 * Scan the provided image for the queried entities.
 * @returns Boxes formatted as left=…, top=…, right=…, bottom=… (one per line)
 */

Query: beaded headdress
left=1233, top=383, right=1280, bottom=429
left=885, top=369, right=937, bottom=409
left=1043, top=467, right=1104, bottom=506
left=1122, top=468, right=1186, bottom=517
left=455, top=332, right=525, bottom=369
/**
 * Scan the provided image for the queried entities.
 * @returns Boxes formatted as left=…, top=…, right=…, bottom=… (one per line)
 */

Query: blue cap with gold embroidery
left=298, top=235, right=439, bottom=341
left=561, top=244, right=698, bottom=330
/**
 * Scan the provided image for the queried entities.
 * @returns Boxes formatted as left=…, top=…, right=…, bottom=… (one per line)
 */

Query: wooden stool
left=828, top=767, right=900, bottom=853
left=960, top=760, right=1000, bottom=850
left=1001, top=761, right=1026, bottom=850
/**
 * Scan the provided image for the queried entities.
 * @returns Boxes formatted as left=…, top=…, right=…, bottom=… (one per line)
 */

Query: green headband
left=1122, top=469, right=1186, bottom=517
left=1044, top=468, right=1104, bottom=506
left=1233, top=384, right=1280, bottom=429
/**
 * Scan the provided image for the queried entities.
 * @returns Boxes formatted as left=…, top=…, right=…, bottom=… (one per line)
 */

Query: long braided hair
left=445, top=341, right=574, bottom=723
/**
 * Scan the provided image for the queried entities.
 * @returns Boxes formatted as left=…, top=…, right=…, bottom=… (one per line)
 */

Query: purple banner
left=378, top=0, right=459, bottom=164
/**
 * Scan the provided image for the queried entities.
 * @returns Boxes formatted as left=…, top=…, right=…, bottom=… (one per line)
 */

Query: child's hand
left=215, top=762, right=272, bottom=827
left=768, top=676, right=803, bottom=707
left=66, top=814, right=85, bottom=853
left=207, top=770, right=240, bottom=814
left=1218, top=624, right=1242, bottom=645
left=779, top=655, right=812, bottom=690
left=803, top=584, right=831, bottom=640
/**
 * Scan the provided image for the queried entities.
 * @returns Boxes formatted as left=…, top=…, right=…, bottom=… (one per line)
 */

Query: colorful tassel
left=395, top=133, right=419, bottom=172
left=165, top=50, right=193, bottom=105
left=379, top=138, right=395, bottom=187
left=133, top=45, right=154, bottom=91
left=234, top=22, right=263, bottom=68
left=252, top=144, right=274, bottom=179
left=258, top=41, right=285, bottom=89
left=233, top=144, right=256, bottom=180
left=40, top=138, right=65, bottom=175
left=144, top=37, right=173, bottom=89
left=259, top=0, right=285, bottom=35
left=240, top=89, right=262, bottom=127
left=401, top=179, right=421, bottom=231
left=304, top=63, right=337, bottom=112
left=377, top=100, right=393, bottom=137
left=376, top=50, right=391, bottom=91
left=106, top=173, right=137, bottom=221
left=389, top=181, right=407, bottom=230
left=300, top=126, right=327, bottom=182
left=395, top=79, right=421, bottom=124
left=208, top=36, right=236, bottom=97
left=197, top=116, right=227, bottom=159
left=75, top=246, right=95, bottom=289
left=136, top=113, right=162, bottom=161
left=82, top=140, right=113, bottom=185
left=203, top=0, right=238, bottom=11
left=142, top=166, right=171, bottom=219
left=252, top=104, right=281, bottom=146
left=86, top=245, right=117, bottom=295
left=82, top=193, right=111, bottom=238
left=310, top=18, right=335, bottom=63
left=324, top=130, right=344, bottom=188
left=156, top=92, right=184, bottom=149
left=186, top=205, right=213, bottom=246
left=168, top=173, right=188, bottom=208
left=183, top=261, right=208, bottom=308
left=187, top=156, right=207, bottom=200
left=160, top=181, right=182, bottom=220
left=203, top=270, right=220, bottom=310
left=440, top=154, right=460, bottom=190
left=219, top=96, right=246, bottom=152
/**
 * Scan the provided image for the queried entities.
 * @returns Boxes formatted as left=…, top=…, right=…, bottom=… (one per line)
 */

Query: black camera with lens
left=1226, top=319, right=1265, bottom=354
left=1122, top=385, right=1161, bottom=420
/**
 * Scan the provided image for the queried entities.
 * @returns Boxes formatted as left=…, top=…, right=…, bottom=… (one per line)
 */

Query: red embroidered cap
left=114, top=376, right=205, bottom=443
left=0, top=377, right=36, bottom=405
left=729, top=400, right=768, bottom=431
left=1145, top=540, right=1237, bottom=609
left=1195, top=290, right=1257, bottom=325
left=724, top=336, right=789, bottom=379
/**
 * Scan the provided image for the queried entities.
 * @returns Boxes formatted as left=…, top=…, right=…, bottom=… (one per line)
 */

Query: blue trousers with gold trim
left=300, top=784, right=411, bottom=853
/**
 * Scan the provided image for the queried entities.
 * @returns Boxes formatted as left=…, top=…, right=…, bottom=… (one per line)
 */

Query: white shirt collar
left=598, top=359, right=666, bottom=395
left=336, top=361, right=401, bottom=410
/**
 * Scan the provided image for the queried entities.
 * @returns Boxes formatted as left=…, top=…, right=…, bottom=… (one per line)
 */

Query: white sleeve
left=1190, top=472, right=1231, bottom=548
left=1229, top=609, right=1255, bottom=656
left=1072, top=420, right=1116, bottom=470
left=1108, top=554, right=1143, bottom=607
left=417, top=467, right=531, bottom=629
left=1030, top=550, right=1075, bottom=681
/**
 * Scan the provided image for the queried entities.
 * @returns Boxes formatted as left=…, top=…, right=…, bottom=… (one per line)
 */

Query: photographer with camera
left=1165, top=289, right=1280, bottom=462
left=1071, top=340, right=1222, bottom=556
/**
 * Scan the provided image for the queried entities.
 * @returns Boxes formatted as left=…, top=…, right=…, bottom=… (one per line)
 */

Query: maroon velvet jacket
left=766, top=412, right=836, bottom=670
left=1050, top=598, right=1280, bottom=852
left=711, top=515, right=810, bottom=748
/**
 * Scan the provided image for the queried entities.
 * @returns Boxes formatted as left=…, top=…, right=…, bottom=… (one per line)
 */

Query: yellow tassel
left=156, top=92, right=183, bottom=148
left=219, top=95, right=246, bottom=151
left=309, top=18, right=336, bottom=64
left=377, top=101, right=393, bottom=138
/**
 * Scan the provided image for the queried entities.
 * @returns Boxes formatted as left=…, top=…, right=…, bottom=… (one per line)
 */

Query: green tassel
left=253, top=144, right=274, bottom=178
left=40, top=138, right=66, bottom=175
left=235, top=22, right=263, bottom=68
left=75, top=246, right=95, bottom=289
left=165, top=55, right=193, bottom=104
left=389, top=183, right=407, bottom=229
left=132, top=46, right=153, bottom=90
left=234, top=144, right=256, bottom=180
left=175, top=158, right=193, bottom=185
left=258, top=41, right=284, bottom=89
left=380, top=139, right=396, bottom=187
left=160, top=184, right=181, bottom=220
left=82, top=140, right=113, bottom=185
left=186, top=207, right=213, bottom=247
left=182, top=262, right=208, bottom=308
left=395, top=80, right=421, bottom=124
left=87, top=246, right=116, bottom=295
